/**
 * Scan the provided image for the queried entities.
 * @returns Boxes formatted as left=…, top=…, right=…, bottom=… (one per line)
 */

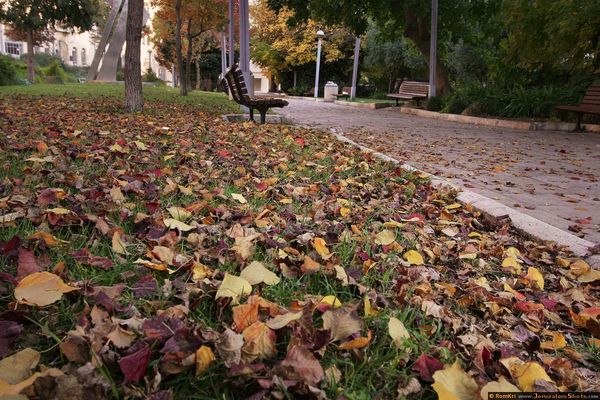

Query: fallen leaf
left=167, top=206, right=191, bottom=221
left=231, top=193, right=247, bottom=204
left=511, top=362, right=554, bottom=392
left=134, top=258, right=168, bottom=271
left=412, top=354, right=444, bottom=382
left=17, top=248, right=43, bottom=281
left=111, top=231, right=128, bottom=255
left=432, top=361, right=479, bottom=400
left=242, top=321, right=276, bottom=362
left=389, top=317, right=410, bottom=348
left=280, top=345, right=324, bottom=386
left=526, top=267, right=545, bottom=290
left=540, top=332, right=566, bottom=351
left=319, top=295, right=342, bottom=309
left=240, top=261, right=280, bottom=285
left=301, top=255, right=321, bottom=273
left=215, top=273, right=252, bottom=305
left=119, top=343, right=151, bottom=383
left=339, top=330, right=372, bottom=350
left=0, top=348, right=40, bottom=384
left=163, top=218, right=195, bottom=232
left=404, top=250, right=425, bottom=266
left=313, top=237, right=330, bottom=257
left=375, top=229, right=396, bottom=246
left=322, top=306, right=362, bottom=341
left=107, top=326, right=136, bottom=349
left=266, top=311, right=303, bottom=330
left=195, top=346, right=216, bottom=375
left=480, top=377, right=520, bottom=399
left=14, top=272, right=78, bottom=307
left=502, top=257, right=522, bottom=274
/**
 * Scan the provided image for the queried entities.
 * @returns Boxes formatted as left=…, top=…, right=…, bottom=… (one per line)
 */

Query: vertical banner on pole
left=350, top=37, right=360, bottom=100
left=314, top=38, right=322, bottom=99
left=429, top=0, right=438, bottom=98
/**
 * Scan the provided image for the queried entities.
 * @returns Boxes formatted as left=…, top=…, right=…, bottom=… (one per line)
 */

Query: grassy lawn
left=0, top=87, right=598, bottom=399
left=341, top=97, right=397, bottom=104
left=0, top=83, right=239, bottom=114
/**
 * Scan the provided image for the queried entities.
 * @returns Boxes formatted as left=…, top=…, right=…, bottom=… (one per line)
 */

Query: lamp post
left=147, top=49, right=152, bottom=73
left=314, top=30, right=325, bottom=99
left=429, top=0, right=438, bottom=98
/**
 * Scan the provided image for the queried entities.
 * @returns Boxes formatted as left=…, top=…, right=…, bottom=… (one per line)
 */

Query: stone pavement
left=275, top=98, right=600, bottom=245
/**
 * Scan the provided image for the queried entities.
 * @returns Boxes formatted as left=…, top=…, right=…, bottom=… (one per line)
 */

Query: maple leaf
left=119, top=343, right=152, bottom=383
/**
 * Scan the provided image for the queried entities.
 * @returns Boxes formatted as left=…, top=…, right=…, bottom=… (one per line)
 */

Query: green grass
left=0, top=83, right=239, bottom=114
left=342, top=97, right=397, bottom=104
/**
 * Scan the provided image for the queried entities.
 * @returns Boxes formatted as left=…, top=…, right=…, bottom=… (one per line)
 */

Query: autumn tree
left=0, top=0, right=100, bottom=83
left=251, top=0, right=353, bottom=88
left=153, top=0, right=227, bottom=96
left=124, top=0, right=144, bottom=112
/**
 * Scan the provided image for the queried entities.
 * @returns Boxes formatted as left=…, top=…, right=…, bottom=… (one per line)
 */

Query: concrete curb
left=333, top=100, right=393, bottom=110
left=329, top=130, right=595, bottom=258
left=397, top=107, right=600, bottom=133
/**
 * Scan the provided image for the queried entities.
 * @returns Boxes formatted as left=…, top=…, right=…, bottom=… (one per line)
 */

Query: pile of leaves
left=0, top=94, right=599, bottom=399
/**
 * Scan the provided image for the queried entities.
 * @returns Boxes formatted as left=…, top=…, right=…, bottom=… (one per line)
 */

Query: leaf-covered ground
left=0, top=93, right=599, bottom=400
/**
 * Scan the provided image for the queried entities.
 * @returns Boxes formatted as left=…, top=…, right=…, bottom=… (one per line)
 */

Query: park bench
left=333, top=87, right=351, bottom=101
left=387, top=81, right=429, bottom=106
left=224, top=64, right=288, bottom=124
left=556, top=84, right=600, bottom=131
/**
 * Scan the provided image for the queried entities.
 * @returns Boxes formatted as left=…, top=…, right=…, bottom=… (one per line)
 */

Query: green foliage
left=426, top=96, right=444, bottom=112
left=143, top=68, right=163, bottom=84
left=0, top=56, right=19, bottom=86
left=286, top=84, right=311, bottom=96
left=40, top=61, right=70, bottom=84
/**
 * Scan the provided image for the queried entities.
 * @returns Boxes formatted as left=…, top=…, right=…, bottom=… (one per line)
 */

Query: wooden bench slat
left=387, top=81, right=429, bottom=106
left=556, top=84, right=600, bottom=130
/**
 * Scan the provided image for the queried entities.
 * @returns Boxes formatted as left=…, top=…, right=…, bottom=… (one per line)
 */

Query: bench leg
left=395, top=98, right=399, bottom=107
left=575, top=112, right=583, bottom=131
left=259, top=110, right=267, bottom=124
left=249, top=108, right=254, bottom=121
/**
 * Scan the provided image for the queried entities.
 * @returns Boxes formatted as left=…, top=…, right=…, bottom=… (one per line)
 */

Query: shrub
left=444, top=97, right=469, bottom=114
left=143, top=68, right=164, bottom=84
left=426, top=96, right=444, bottom=111
left=41, top=61, right=69, bottom=84
left=286, top=85, right=311, bottom=96
left=0, top=56, right=18, bottom=86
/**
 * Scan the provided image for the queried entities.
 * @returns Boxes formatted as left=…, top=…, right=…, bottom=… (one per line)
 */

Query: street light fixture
left=314, top=30, right=325, bottom=99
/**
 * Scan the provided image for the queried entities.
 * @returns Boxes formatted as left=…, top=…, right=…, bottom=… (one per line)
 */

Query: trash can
left=323, top=81, right=339, bottom=102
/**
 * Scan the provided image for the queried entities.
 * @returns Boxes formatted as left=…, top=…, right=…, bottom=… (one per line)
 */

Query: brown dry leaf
left=232, top=301, right=259, bottom=333
left=578, top=268, right=600, bottom=283
left=107, top=326, right=136, bottom=349
left=215, top=273, right=252, bottom=305
left=302, top=255, right=321, bottom=273
left=241, top=322, right=276, bottom=362
left=14, top=272, right=78, bottom=307
left=322, top=306, right=362, bottom=341
left=109, top=186, right=125, bottom=203
left=152, top=245, right=174, bottom=265
left=231, top=235, right=258, bottom=260
left=195, top=346, right=216, bottom=376
left=134, top=258, right=168, bottom=271
left=231, top=193, right=247, bottom=204
left=432, top=362, right=479, bottom=400
left=540, top=332, right=567, bottom=351
left=0, top=348, right=40, bottom=384
left=167, top=206, right=191, bottom=221
left=28, top=231, right=67, bottom=247
left=280, top=345, right=324, bottom=386
left=163, top=218, right=195, bottom=232
left=216, top=328, right=243, bottom=367
left=191, top=262, right=213, bottom=281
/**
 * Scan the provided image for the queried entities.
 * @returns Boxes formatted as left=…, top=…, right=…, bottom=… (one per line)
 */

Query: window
left=81, top=48, right=87, bottom=65
left=5, top=42, right=21, bottom=56
left=71, top=47, right=78, bottom=64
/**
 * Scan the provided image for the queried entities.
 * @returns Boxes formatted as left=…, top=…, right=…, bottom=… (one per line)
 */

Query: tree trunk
left=175, top=0, right=186, bottom=96
left=124, top=0, right=144, bottom=112
left=185, top=18, right=193, bottom=94
left=196, top=58, right=201, bottom=90
left=26, top=29, right=35, bottom=83
left=403, top=5, right=450, bottom=95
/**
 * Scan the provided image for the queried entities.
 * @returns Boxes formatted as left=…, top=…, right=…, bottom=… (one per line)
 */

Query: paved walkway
left=275, top=98, right=600, bottom=244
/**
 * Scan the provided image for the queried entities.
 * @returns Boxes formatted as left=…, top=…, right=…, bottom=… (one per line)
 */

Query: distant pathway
left=275, top=98, right=600, bottom=245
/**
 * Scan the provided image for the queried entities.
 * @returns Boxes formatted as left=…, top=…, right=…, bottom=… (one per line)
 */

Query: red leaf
left=218, top=150, right=231, bottom=158
left=412, top=354, right=443, bottom=382
left=119, top=343, right=151, bottom=383
left=17, top=247, right=43, bottom=281
left=294, top=137, right=305, bottom=147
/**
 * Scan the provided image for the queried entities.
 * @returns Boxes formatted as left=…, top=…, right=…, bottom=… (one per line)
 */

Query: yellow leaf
left=468, top=232, right=482, bottom=238
left=511, top=362, right=553, bottom=392
left=111, top=231, right=128, bottom=255
left=578, top=268, right=600, bottom=283
left=339, top=330, right=372, bottom=350
left=242, top=322, right=276, bottom=362
left=445, top=203, right=462, bottom=210
left=29, top=231, right=67, bottom=247
left=319, top=295, right=342, bottom=309
left=480, top=377, right=520, bottom=399
left=109, top=187, right=125, bottom=203
left=231, top=193, right=247, bottom=204
left=375, top=229, right=395, bottom=246
left=340, top=207, right=350, bottom=217
left=266, top=311, right=303, bottom=330
left=134, top=258, right=168, bottom=271
left=134, top=140, right=147, bottom=150
left=364, top=297, right=380, bottom=317
left=191, top=262, right=213, bottom=281
left=178, top=185, right=193, bottom=195
left=167, top=206, right=191, bottom=221
left=383, top=220, right=404, bottom=229
left=215, top=273, right=252, bottom=305
left=526, top=267, right=545, bottom=290
left=502, top=257, right=522, bottom=274
left=14, top=272, right=78, bottom=307
left=163, top=218, right=195, bottom=232
left=240, top=261, right=281, bottom=286
left=301, top=255, right=321, bottom=273
left=388, top=317, right=410, bottom=348
left=45, top=208, right=71, bottom=215
left=313, top=238, right=330, bottom=257
left=195, top=346, right=216, bottom=376
left=540, top=332, right=566, bottom=351
left=432, top=362, right=479, bottom=400
left=404, top=250, right=424, bottom=266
